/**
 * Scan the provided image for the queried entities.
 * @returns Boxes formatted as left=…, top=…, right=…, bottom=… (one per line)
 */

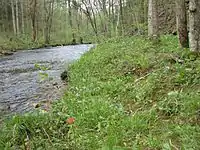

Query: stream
left=0, top=44, right=93, bottom=118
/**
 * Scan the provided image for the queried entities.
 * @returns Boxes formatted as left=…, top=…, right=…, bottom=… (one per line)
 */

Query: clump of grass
left=0, top=36, right=200, bottom=149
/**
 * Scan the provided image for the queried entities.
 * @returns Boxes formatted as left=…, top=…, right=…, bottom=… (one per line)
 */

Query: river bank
left=0, top=36, right=200, bottom=149
left=0, top=44, right=93, bottom=118
left=0, top=41, right=93, bottom=56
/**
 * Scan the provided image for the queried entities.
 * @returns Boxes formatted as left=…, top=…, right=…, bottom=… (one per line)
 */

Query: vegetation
left=1, top=36, right=200, bottom=149
left=0, top=0, right=200, bottom=149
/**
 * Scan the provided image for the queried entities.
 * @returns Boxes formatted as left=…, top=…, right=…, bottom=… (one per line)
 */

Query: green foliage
left=0, top=112, right=71, bottom=149
left=0, top=36, right=200, bottom=149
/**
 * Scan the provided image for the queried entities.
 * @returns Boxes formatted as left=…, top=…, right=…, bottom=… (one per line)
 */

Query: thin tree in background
left=30, top=0, right=38, bottom=42
left=44, top=0, right=55, bottom=44
left=16, top=0, right=20, bottom=34
left=21, top=0, right=25, bottom=34
left=118, top=0, right=124, bottom=36
left=11, top=0, right=17, bottom=35
left=68, top=0, right=76, bottom=43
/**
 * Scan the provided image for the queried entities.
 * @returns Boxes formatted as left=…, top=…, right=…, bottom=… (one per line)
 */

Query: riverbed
left=0, top=45, right=93, bottom=117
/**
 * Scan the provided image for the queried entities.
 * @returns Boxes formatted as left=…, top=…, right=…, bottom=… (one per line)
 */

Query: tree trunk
left=15, top=0, right=19, bottom=34
left=176, top=0, right=189, bottom=48
left=11, top=0, right=16, bottom=35
left=31, top=0, right=37, bottom=42
left=44, top=0, right=55, bottom=45
left=119, top=0, right=124, bottom=36
left=116, top=4, right=120, bottom=35
left=111, top=0, right=115, bottom=35
left=64, top=0, right=68, bottom=43
left=189, top=0, right=200, bottom=52
left=148, top=0, right=159, bottom=38
left=21, top=0, right=25, bottom=34
left=138, top=0, right=145, bottom=23
left=68, top=0, right=76, bottom=43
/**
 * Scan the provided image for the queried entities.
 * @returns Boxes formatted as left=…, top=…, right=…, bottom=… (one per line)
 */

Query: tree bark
left=176, top=0, right=189, bottom=48
left=21, top=0, right=25, bottom=34
left=119, top=0, right=124, bottom=36
left=31, top=0, right=37, bottom=42
left=148, top=0, right=159, bottom=38
left=15, top=0, right=20, bottom=34
left=11, top=0, right=16, bottom=35
left=144, top=0, right=148, bottom=24
left=189, top=0, right=200, bottom=52
left=68, top=0, right=76, bottom=43
left=44, top=0, right=55, bottom=44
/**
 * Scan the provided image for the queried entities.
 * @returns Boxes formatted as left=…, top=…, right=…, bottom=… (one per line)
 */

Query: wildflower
left=66, top=117, right=75, bottom=125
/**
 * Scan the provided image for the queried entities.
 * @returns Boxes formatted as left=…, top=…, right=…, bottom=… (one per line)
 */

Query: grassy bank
left=0, top=36, right=200, bottom=149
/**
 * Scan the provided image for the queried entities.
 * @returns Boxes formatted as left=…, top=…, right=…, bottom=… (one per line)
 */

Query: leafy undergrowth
left=1, top=36, right=200, bottom=149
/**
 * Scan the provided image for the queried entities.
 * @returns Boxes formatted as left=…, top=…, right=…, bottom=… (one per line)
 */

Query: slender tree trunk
left=116, top=4, right=120, bottom=35
left=0, top=1, right=4, bottom=32
left=44, top=0, right=55, bottom=44
left=102, top=0, right=109, bottom=36
left=68, top=0, right=76, bottom=43
left=189, top=0, right=200, bottom=52
left=75, top=7, right=81, bottom=43
left=48, top=0, right=54, bottom=43
left=89, top=0, right=98, bottom=38
left=119, top=0, right=124, bottom=36
left=5, top=1, right=9, bottom=32
left=144, top=0, right=148, bottom=23
left=111, top=0, right=115, bottom=35
left=148, top=0, right=159, bottom=38
left=11, top=0, right=16, bottom=35
left=138, top=0, right=145, bottom=23
left=21, top=0, right=25, bottom=34
left=31, top=0, right=37, bottom=42
left=176, top=0, right=189, bottom=48
left=64, top=0, right=68, bottom=42
left=16, top=0, right=19, bottom=34
left=95, top=4, right=104, bottom=34
left=108, top=0, right=112, bottom=37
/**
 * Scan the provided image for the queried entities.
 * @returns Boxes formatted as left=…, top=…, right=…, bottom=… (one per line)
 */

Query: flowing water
left=0, top=45, right=93, bottom=117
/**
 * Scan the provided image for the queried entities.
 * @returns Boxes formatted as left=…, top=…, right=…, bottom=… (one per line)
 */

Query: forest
left=0, top=0, right=178, bottom=54
left=0, top=0, right=199, bottom=51
left=0, top=0, right=200, bottom=149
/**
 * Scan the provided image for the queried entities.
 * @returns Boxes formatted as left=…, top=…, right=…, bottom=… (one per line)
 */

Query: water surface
left=0, top=45, right=93, bottom=116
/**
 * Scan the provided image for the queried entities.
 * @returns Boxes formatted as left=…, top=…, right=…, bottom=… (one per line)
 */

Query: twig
left=169, top=139, right=179, bottom=150
left=42, top=127, right=53, bottom=145
left=134, top=73, right=151, bottom=83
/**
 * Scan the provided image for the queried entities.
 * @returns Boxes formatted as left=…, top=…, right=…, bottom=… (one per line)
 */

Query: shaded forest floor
left=0, top=36, right=200, bottom=149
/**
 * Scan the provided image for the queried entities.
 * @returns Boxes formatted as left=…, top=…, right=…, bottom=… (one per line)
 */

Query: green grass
left=0, top=36, right=200, bottom=149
